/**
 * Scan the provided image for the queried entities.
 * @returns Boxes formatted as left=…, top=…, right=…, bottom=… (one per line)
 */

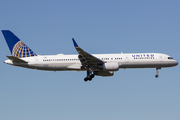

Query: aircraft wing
left=6, top=56, right=28, bottom=63
left=72, top=38, right=104, bottom=67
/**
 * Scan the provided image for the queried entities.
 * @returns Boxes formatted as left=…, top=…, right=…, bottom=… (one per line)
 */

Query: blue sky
left=0, top=0, right=180, bottom=120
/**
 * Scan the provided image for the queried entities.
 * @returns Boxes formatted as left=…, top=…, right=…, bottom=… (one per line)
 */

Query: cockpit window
left=168, top=57, right=173, bottom=59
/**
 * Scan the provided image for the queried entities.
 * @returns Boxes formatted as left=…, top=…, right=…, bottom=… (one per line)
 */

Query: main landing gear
left=84, top=68, right=95, bottom=82
left=84, top=74, right=95, bottom=82
left=155, top=67, right=161, bottom=78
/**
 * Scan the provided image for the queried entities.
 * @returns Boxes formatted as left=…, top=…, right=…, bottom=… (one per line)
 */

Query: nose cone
left=175, top=61, right=178, bottom=66
left=172, top=60, right=178, bottom=66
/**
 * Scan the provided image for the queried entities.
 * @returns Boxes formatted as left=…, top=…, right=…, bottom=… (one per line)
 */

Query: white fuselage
left=2, top=30, right=178, bottom=80
left=4, top=53, right=178, bottom=71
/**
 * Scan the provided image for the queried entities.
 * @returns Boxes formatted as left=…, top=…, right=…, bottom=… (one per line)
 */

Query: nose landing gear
left=155, top=74, right=159, bottom=78
left=155, top=67, right=161, bottom=78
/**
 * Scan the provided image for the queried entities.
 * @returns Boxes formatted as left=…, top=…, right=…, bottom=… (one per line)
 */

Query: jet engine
left=98, top=62, right=119, bottom=71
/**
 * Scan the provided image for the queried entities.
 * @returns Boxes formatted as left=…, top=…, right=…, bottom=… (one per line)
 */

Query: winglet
left=72, top=38, right=79, bottom=48
left=72, top=38, right=104, bottom=65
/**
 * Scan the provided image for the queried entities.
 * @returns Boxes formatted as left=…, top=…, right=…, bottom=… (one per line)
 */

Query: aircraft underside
left=7, top=60, right=178, bottom=81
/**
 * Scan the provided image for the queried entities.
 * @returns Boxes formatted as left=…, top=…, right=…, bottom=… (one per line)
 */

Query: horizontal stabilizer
left=6, top=56, right=28, bottom=63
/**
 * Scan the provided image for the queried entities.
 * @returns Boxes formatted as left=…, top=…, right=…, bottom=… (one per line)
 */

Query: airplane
left=2, top=30, right=178, bottom=82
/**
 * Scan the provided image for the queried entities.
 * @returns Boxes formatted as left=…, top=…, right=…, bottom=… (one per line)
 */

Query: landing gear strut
left=84, top=67, right=95, bottom=82
left=155, top=67, right=161, bottom=78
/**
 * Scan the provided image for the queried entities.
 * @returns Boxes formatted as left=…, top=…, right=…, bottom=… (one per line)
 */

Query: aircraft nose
left=173, top=60, right=178, bottom=66
left=175, top=61, right=178, bottom=66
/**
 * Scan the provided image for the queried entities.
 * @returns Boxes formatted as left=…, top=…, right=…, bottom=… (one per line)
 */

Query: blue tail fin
left=2, top=30, right=37, bottom=58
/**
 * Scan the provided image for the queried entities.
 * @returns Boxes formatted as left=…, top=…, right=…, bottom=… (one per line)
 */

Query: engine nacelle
left=98, top=62, right=119, bottom=71
left=94, top=71, right=114, bottom=76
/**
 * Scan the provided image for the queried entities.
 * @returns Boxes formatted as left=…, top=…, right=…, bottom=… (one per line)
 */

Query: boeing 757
left=2, top=30, right=178, bottom=81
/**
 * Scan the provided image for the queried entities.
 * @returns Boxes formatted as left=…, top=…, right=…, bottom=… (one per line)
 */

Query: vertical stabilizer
left=2, top=30, right=37, bottom=58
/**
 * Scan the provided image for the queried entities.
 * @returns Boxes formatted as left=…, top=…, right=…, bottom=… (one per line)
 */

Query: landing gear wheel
left=84, top=68, right=95, bottom=82
left=155, top=74, right=159, bottom=78
left=84, top=77, right=92, bottom=82
left=84, top=78, right=88, bottom=82
left=88, top=78, right=92, bottom=81
left=90, top=74, right=95, bottom=78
